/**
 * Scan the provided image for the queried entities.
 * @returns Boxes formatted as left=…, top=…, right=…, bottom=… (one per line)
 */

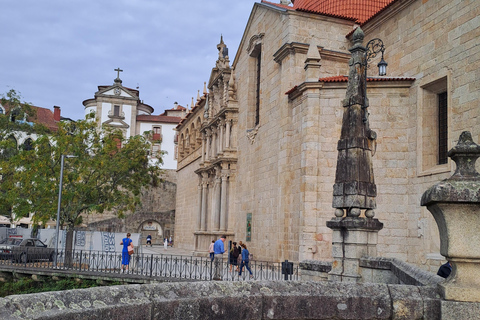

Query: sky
left=0, top=0, right=263, bottom=121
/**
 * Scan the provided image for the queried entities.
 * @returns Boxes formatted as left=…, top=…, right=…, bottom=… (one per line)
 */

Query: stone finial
left=421, top=131, right=480, bottom=303
left=304, top=35, right=322, bottom=82
left=197, top=90, right=201, bottom=102
left=203, top=82, right=207, bottom=95
left=448, top=131, right=480, bottom=179
left=191, top=97, right=195, bottom=110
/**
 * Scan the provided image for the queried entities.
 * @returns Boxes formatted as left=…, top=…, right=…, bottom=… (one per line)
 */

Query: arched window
left=22, top=138, right=33, bottom=151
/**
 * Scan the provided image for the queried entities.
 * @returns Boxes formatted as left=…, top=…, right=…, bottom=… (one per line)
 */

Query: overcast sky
left=1, top=0, right=263, bottom=120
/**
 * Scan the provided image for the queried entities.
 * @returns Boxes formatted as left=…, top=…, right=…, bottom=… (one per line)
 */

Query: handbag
left=128, top=243, right=134, bottom=255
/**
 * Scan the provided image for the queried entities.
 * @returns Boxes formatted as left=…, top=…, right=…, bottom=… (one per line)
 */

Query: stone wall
left=0, top=280, right=453, bottom=320
left=83, top=169, right=177, bottom=243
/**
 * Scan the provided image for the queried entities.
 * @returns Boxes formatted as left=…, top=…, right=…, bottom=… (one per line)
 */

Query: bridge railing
left=0, top=249, right=299, bottom=281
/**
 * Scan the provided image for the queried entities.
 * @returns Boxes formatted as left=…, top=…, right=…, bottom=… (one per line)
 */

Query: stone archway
left=125, top=210, right=175, bottom=246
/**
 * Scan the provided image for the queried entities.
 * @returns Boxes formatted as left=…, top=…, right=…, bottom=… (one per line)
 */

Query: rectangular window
left=418, top=75, right=449, bottom=175
left=152, top=126, right=162, bottom=141
left=255, top=49, right=261, bottom=126
left=438, top=92, right=448, bottom=165
left=114, top=105, right=120, bottom=116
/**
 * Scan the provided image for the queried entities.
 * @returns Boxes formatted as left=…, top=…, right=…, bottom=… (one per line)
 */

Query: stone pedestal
left=326, top=217, right=383, bottom=282
left=421, top=131, right=480, bottom=303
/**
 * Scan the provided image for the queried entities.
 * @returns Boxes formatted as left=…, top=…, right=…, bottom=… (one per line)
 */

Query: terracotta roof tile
left=286, top=75, right=416, bottom=94
left=318, top=75, right=416, bottom=82
left=1, top=102, right=59, bottom=131
left=293, top=0, right=395, bottom=24
left=261, top=0, right=293, bottom=10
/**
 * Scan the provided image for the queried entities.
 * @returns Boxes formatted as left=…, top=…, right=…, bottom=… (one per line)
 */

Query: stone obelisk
left=327, top=27, right=383, bottom=282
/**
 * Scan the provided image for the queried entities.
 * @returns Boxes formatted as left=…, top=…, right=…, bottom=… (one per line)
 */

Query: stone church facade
left=174, top=0, right=479, bottom=272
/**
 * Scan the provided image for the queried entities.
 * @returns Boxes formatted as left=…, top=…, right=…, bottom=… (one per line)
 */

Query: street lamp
left=363, top=38, right=387, bottom=122
left=54, top=154, right=76, bottom=268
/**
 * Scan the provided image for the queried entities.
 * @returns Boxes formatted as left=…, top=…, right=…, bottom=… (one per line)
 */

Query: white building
left=82, top=71, right=185, bottom=170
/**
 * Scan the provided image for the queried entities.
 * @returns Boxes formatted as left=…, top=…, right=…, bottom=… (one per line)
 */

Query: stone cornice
left=273, top=42, right=350, bottom=65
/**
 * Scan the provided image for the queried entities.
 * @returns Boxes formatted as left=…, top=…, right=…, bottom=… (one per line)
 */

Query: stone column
left=220, top=171, right=229, bottom=231
left=421, top=131, right=480, bottom=303
left=225, top=119, right=231, bottom=149
left=197, top=177, right=203, bottom=231
left=219, top=120, right=225, bottom=154
left=213, top=167, right=222, bottom=231
left=206, top=130, right=211, bottom=161
left=201, top=133, right=206, bottom=163
left=200, top=173, right=208, bottom=231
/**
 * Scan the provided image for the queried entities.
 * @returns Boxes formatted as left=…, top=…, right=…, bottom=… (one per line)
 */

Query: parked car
left=0, top=238, right=55, bottom=263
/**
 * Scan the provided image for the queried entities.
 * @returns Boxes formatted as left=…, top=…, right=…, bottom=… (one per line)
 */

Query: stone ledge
left=299, top=260, right=332, bottom=272
left=0, top=280, right=445, bottom=319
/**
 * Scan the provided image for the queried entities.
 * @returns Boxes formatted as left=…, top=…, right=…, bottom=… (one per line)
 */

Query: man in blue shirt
left=213, top=235, right=226, bottom=280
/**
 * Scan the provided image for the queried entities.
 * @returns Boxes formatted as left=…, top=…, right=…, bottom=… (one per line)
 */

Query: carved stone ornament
left=246, top=126, right=259, bottom=144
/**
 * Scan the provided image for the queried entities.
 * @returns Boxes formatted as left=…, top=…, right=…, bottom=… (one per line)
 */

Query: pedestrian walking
left=229, top=242, right=240, bottom=272
left=239, top=243, right=254, bottom=279
left=164, top=237, right=168, bottom=249
left=208, top=240, right=215, bottom=262
left=213, top=235, right=226, bottom=280
left=120, top=233, right=133, bottom=273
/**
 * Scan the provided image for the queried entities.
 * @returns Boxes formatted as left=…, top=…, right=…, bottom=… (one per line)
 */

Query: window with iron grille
left=255, top=48, right=261, bottom=126
left=438, top=92, right=448, bottom=165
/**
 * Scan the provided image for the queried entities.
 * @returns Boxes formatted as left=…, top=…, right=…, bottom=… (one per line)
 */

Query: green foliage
left=0, top=90, right=163, bottom=244
left=0, top=277, right=123, bottom=297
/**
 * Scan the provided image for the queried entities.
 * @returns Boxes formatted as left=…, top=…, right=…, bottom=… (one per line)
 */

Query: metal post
left=54, top=155, right=65, bottom=268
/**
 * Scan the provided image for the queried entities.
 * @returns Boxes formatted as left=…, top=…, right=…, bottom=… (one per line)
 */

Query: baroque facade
left=175, top=0, right=479, bottom=272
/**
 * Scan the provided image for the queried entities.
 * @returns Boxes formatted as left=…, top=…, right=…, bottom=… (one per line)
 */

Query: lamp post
left=363, top=38, right=387, bottom=122
left=54, top=154, right=76, bottom=268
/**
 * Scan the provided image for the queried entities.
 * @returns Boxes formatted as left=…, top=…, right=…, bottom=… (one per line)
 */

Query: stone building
left=82, top=71, right=184, bottom=243
left=174, top=0, right=479, bottom=271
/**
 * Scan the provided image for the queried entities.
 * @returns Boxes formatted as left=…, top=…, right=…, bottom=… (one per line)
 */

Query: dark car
left=0, top=238, right=55, bottom=263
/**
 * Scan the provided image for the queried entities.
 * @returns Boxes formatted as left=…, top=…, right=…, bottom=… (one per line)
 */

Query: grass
left=0, top=277, right=123, bottom=297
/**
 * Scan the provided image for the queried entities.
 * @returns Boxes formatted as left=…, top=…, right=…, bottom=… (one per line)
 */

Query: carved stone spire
left=332, top=26, right=377, bottom=218
left=216, top=35, right=229, bottom=69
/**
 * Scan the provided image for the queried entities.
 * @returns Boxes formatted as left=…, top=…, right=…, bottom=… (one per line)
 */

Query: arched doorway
left=138, top=220, right=163, bottom=246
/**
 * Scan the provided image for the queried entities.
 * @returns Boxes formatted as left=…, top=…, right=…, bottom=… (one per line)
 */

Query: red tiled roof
left=1, top=102, right=59, bottom=131
left=35, top=106, right=59, bottom=131
left=318, top=75, right=416, bottom=82
left=261, top=0, right=293, bottom=10
left=286, top=75, right=416, bottom=94
left=136, top=115, right=182, bottom=124
left=293, top=0, right=395, bottom=24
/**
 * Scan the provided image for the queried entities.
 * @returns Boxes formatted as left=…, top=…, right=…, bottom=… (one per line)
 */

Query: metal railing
left=0, top=249, right=299, bottom=281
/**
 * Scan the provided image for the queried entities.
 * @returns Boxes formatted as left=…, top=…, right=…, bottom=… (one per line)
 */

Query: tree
left=16, top=116, right=163, bottom=255
left=0, top=90, right=50, bottom=222
left=0, top=90, right=163, bottom=260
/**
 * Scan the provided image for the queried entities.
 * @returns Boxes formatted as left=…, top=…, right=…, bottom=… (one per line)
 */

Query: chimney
left=53, top=106, right=61, bottom=121
left=174, top=102, right=179, bottom=109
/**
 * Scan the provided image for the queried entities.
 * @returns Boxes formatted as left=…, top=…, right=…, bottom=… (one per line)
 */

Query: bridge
left=0, top=248, right=298, bottom=284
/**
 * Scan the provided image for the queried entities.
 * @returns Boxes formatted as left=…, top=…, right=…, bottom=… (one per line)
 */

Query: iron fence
left=0, top=249, right=299, bottom=281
